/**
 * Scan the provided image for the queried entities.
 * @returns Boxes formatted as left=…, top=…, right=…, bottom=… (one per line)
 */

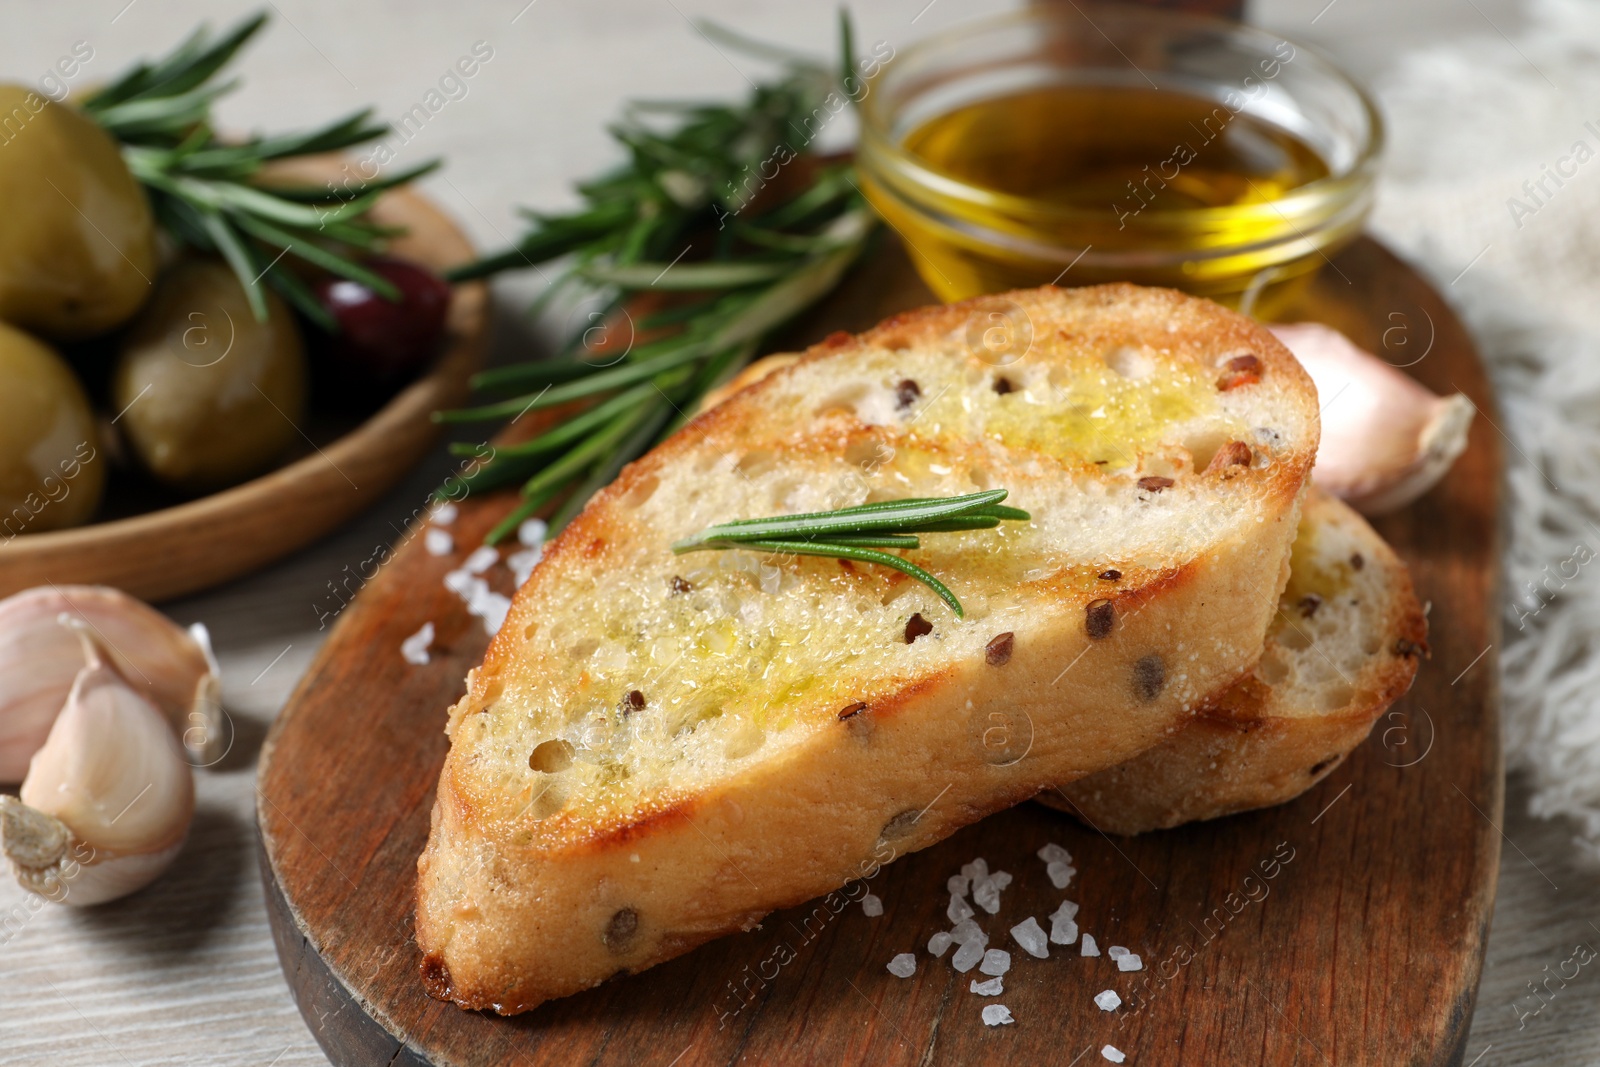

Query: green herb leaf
left=671, top=491, right=1031, bottom=616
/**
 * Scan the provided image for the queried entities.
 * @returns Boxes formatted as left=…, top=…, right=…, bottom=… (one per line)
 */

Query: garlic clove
left=1, top=625, right=194, bottom=905
left=0, top=585, right=223, bottom=781
left=1270, top=322, right=1474, bottom=515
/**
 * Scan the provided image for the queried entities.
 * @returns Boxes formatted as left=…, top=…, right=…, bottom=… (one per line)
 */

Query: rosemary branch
left=80, top=11, right=439, bottom=329
left=435, top=13, right=880, bottom=544
left=672, top=490, right=1032, bottom=617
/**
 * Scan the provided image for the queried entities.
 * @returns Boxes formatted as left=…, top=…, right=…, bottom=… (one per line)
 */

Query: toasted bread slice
left=1042, top=488, right=1427, bottom=833
left=415, top=285, right=1319, bottom=1013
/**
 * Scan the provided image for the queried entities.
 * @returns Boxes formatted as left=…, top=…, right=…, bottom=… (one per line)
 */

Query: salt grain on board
left=1010, top=917, right=1049, bottom=959
left=970, top=976, right=1003, bottom=996
left=950, top=919, right=986, bottom=946
left=463, top=545, right=500, bottom=575
left=981, top=1005, right=1014, bottom=1027
left=947, top=874, right=970, bottom=897
left=1037, top=843, right=1071, bottom=865
left=952, top=939, right=985, bottom=973
left=887, top=953, right=916, bottom=978
left=1108, top=946, right=1129, bottom=960
left=928, top=931, right=954, bottom=958
left=1101, top=1045, right=1126, bottom=1063
left=948, top=892, right=975, bottom=924
left=962, top=858, right=989, bottom=882
left=1094, top=989, right=1122, bottom=1012
left=507, top=547, right=543, bottom=587
left=424, top=528, right=454, bottom=556
left=1081, top=934, right=1100, bottom=957
left=1049, top=900, right=1080, bottom=946
left=518, top=518, right=548, bottom=547
left=979, top=949, right=1011, bottom=977
left=862, top=893, right=883, bottom=917
left=1117, top=954, right=1143, bottom=972
left=400, top=622, right=434, bottom=665
left=1047, top=861, right=1076, bottom=889
left=429, top=502, right=459, bottom=526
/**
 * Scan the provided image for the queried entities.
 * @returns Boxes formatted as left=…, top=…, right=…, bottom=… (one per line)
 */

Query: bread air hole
left=529, top=738, right=575, bottom=773
left=814, top=383, right=869, bottom=418
left=736, top=450, right=778, bottom=477
left=968, top=466, right=994, bottom=489
left=1278, top=625, right=1312, bottom=651
left=623, top=474, right=659, bottom=508
left=1107, top=345, right=1154, bottom=380
left=1183, top=430, right=1228, bottom=472
left=845, top=438, right=895, bottom=470
left=1322, top=683, right=1354, bottom=710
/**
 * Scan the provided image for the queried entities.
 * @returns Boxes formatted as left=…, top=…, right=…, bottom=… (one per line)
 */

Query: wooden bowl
left=0, top=179, right=488, bottom=604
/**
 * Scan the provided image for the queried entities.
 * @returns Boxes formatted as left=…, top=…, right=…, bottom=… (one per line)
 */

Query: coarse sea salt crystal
left=1047, top=861, right=1076, bottom=889
left=1102, top=1045, right=1126, bottom=1063
left=961, top=858, right=989, bottom=882
left=400, top=622, right=434, bottom=665
left=1095, top=989, right=1122, bottom=1012
left=429, top=502, right=458, bottom=526
left=981, top=1005, right=1014, bottom=1027
left=974, top=880, right=1001, bottom=914
left=508, top=547, right=543, bottom=587
left=443, top=569, right=485, bottom=600
left=970, top=976, right=1003, bottom=996
left=929, top=931, right=954, bottom=957
left=948, top=892, right=975, bottom=924
left=464, top=545, right=500, bottom=575
left=424, top=528, right=453, bottom=556
left=1038, top=843, right=1072, bottom=865
left=947, top=874, right=970, bottom=897
left=979, top=949, right=1011, bottom=977
left=1010, top=917, right=1049, bottom=959
left=518, top=517, right=548, bottom=548
left=1082, top=934, right=1100, bottom=957
left=1050, top=900, right=1080, bottom=923
left=952, top=939, right=985, bottom=973
left=862, top=893, right=883, bottom=917
left=887, top=953, right=916, bottom=978
left=1117, top=954, right=1143, bottom=972
left=1108, top=946, right=1129, bottom=960
left=1049, top=900, right=1080, bottom=946
left=472, top=591, right=512, bottom=636
left=950, top=919, right=986, bottom=946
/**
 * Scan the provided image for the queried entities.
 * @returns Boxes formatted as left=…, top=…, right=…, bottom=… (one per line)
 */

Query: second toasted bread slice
left=1043, top=488, right=1427, bottom=833
left=416, top=285, right=1319, bottom=1013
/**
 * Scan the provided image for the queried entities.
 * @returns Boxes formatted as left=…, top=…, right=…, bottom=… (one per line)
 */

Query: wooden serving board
left=257, top=235, right=1502, bottom=1067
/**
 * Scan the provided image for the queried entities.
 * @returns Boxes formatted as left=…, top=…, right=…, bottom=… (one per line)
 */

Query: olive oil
left=862, top=84, right=1349, bottom=313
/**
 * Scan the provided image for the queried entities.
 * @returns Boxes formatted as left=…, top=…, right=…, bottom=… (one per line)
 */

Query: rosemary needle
left=81, top=11, right=438, bottom=328
left=672, top=490, right=1032, bottom=617
left=435, top=13, right=880, bottom=545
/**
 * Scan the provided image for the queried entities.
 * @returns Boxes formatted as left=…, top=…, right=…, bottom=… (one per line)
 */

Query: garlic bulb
left=0, top=585, right=221, bottom=781
left=1270, top=322, right=1475, bottom=515
left=0, top=625, right=194, bottom=905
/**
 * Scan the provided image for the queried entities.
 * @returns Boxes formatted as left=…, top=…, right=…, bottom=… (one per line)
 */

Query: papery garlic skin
left=1, top=628, right=194, bottom=905
left=0, top=585, right=222, bottom=780
left=1270, top=322, right=1475, bottom=515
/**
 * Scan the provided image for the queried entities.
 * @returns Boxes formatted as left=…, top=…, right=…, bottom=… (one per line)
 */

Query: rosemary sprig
left=80, top=12, right=439, bottom=329
left=435, top=13, right=879, bottom=543
left=672, top=490, right=1032, bottom=617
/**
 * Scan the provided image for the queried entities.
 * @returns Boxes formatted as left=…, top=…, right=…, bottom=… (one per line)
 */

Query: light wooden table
left=1, top=1, right=1588, bottom=1064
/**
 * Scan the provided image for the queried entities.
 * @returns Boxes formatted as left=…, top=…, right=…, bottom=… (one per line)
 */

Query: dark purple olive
left=313, top=257, right=450, bottom=395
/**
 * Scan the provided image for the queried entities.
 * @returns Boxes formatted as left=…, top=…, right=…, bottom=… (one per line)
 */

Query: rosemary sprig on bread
left=672, top=490, right=1030, bottom=617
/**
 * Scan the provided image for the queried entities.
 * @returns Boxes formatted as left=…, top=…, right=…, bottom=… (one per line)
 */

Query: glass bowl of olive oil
left=857, top=5, right=1382, bottom=315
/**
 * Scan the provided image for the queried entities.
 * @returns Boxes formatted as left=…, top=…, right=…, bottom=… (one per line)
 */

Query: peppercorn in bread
left=1044, top=487, right=1427, bottom=833
left=415, top=284, right=1320, bottom=1013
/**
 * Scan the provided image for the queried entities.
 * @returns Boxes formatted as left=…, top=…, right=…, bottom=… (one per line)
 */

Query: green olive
left=0, top=321, right=105, bottom=534
left=113, top=260, right=309, bottom=492
left=0, top=85, right=156, bottom=340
